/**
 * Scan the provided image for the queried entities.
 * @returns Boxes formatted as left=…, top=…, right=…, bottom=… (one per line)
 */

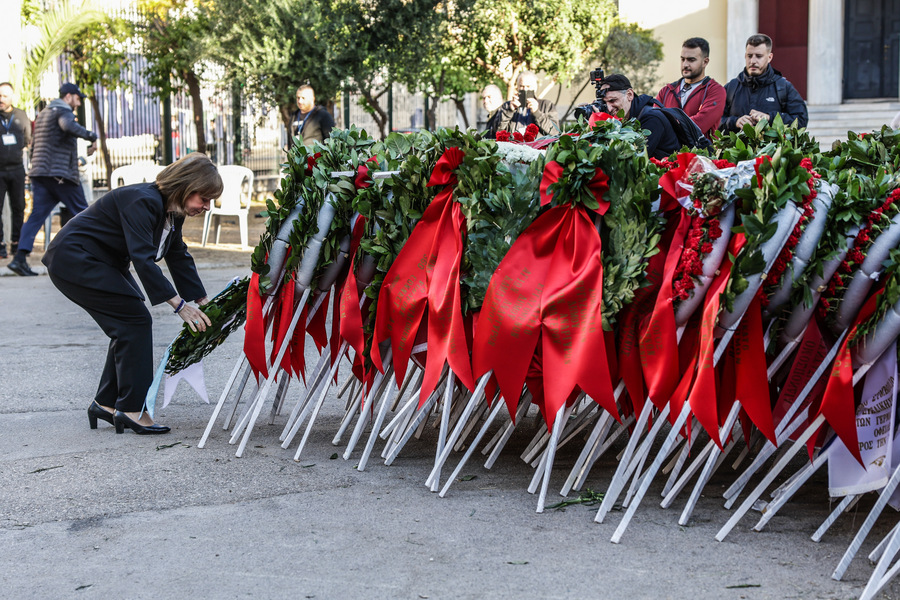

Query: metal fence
left=50, top=45, right=481, bottom=199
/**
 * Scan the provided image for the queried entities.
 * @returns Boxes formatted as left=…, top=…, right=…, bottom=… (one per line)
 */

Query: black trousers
left=49, top=270, right=154, bottom=412
left=0, top=167, right=26, bottom=247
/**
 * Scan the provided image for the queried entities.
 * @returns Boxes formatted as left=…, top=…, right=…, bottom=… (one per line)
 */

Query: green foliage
left=452, top=0, right=619, bottom=94
left=165, top=278, right=250, bottom=374
left=210, top=0, right=333, bottom=130
left=13, top=0, right=106, bottom=107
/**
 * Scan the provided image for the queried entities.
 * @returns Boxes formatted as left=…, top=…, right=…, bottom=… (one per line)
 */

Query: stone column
left=807, top=0, right=843, bottom=105
left=728, top=0, right=759, bottom=79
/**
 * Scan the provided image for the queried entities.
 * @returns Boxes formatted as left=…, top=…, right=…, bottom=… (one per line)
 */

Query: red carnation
left=701, top=242, right=713, bottom=254
left=839, top=261, right=852, bottom=274
left=713, top=159, right=735, bottom=169
left=513, top=131, right=524, bottom=142
left=524, top=124, right=539, bottom=142
left=788, top=234, right=800, bottom=247
left=495, top=131, right=510, bottom=142
left=305, top=152, right=322, bottom=175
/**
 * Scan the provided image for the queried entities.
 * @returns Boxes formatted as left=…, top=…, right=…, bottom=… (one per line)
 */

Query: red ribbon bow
left=539, top=161, right=610, bottom=214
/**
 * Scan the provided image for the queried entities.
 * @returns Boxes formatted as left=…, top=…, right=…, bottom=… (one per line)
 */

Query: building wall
left=619, top=0, right=729, bottom=90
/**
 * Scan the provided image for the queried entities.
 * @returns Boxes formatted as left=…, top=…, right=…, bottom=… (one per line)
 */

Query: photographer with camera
left=600, top=74, right=680, bottom=160
left=496, top=72, right=559, bottom=136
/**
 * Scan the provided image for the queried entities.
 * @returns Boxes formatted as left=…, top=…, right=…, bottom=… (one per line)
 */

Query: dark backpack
left=643, top=99, right=713, bottom=150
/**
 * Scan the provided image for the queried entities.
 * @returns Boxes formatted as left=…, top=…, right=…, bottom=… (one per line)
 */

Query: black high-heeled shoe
left=88, top=401, right=116, bottom=429
left=113, top=411, right=171, bottom=435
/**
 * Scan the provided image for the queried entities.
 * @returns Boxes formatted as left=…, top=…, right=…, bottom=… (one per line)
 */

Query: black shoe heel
left=113, top=411, right=170, bottom=435
left=88, top=401, right=115, bottom=430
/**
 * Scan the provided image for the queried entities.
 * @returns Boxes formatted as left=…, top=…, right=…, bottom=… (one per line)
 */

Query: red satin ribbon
left=271, top=276, right=296, bottom=380
left=658, top=153, right=696, bottom=211
left=337, top=217, right=368, bottom=373
left=539, top=161, right=610, bottom=214
left=639, top=209, right=692, bottom=411
left=243, top=272, right=268, bottom=381
left=732, top=298, right=776, bottom=445
left=473, top=205, right=617, bottom=431
left=814, top=290, right=883, bottom=466
left=372, top=147, right=474, bottom=403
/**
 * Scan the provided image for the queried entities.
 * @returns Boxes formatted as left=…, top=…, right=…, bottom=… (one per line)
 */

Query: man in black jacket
left=720, top=33, right=808, bottom=132
left=601, top=74, right=680, bottom=160
left=0, top=82, right=31, bottom=260
left=9, top=83, right=97, bottom=276
left=496, top=72, right=559, bottom=136
left=288, top=84, right=334, bottom=148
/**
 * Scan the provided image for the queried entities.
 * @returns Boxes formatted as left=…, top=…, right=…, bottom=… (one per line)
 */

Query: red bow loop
left=539, top=161, right=610, bottom=215
left=427, top=147, right=465, bottom=188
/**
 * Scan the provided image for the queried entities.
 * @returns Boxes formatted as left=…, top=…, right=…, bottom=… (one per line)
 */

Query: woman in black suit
left=43, top=152, right=224, bottom=434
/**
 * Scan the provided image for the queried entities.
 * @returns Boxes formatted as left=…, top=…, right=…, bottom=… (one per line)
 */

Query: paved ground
left=1, top=216, right=899, bottom=599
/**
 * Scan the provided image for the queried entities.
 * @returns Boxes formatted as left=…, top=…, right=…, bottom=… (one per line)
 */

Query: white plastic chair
left=202, top=165, right=254, bottom=248
left=109, top=163, right=165, bottom=189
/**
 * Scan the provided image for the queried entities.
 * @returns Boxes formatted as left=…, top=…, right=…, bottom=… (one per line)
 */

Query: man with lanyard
left=655, top=37, right=726, bottom=138
left=0, top=82, right=32, bottom=260
left=288, top=84, right=334, bottom=148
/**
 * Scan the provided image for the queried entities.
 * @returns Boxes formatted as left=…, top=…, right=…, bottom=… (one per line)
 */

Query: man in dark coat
left=656, top=37, right=726, bottom=138
left=9, top=82, right=97, bottom=276
left=720, top=33, right=808, bottom=132
left=601, top=74, right=680, bottom=160
left=0, top=82, right=32, bottom=259
left=288, top=84, right=334, bottom=148
left=496, top=72, right=559, bottom=136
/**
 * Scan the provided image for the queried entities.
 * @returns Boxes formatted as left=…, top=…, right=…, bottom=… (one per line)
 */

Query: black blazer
left=42, top=183, right=205, bottom=305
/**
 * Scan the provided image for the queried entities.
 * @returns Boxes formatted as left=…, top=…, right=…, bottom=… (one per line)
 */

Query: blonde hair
left=155, top=152, right=224, bottom=214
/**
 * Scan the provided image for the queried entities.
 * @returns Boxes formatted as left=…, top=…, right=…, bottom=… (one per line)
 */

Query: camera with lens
left=573, top=67, right=608, bottom=121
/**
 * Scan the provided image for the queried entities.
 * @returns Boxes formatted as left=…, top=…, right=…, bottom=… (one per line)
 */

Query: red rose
left=305, top=152, right=322, bottom=175
left=513, top=132, right=524, bottom=142
left=495, top=131, right=510, bottom=142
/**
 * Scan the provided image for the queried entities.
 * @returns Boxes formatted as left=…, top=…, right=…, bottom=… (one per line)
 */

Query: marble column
left=728, top=0, right=759, bottom=79
left=807, top=0, right=843, bottom=105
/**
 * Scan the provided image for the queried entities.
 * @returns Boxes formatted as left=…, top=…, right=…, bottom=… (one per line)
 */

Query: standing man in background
left=288, top=84, right=334, bottom=148
left=720, top=33, right=808, bottom=132
left=8, top=82, right=97, bottom=277
left=656, top=37, right=726, bottom=138
left=0, top=82, right=32, bottom=260
left=480, top=84, right=503, bottom=137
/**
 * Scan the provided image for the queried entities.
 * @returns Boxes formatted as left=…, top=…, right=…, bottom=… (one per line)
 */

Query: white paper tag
left=1, top=134, right=15, bottom=146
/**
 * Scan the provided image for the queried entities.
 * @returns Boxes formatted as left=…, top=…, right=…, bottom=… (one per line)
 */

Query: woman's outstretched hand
left=168, top=296, right=212, bottom=333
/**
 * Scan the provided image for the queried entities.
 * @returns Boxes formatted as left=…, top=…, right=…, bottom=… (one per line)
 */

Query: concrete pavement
left=0, top=265, right=897, bottom=599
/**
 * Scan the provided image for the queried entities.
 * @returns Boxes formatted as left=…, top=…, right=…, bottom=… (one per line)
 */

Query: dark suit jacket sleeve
left=57, top=109, right=96, bottom=142
left=532, top=100, right=559, bottom=135
left=692, top=82, right=726, bottom=136
left=118, top=193, right=179, bottom=305
left=775, top=80, right=808, bottom=128
left=164, top=217, right=205, bottom=301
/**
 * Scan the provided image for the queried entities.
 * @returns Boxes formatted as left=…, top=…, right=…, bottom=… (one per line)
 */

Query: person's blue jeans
left=18, top=176, right=88, bottom=253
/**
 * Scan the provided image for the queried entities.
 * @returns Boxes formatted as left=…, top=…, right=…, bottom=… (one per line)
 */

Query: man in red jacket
left=656, top=37, right=725, bottom=139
